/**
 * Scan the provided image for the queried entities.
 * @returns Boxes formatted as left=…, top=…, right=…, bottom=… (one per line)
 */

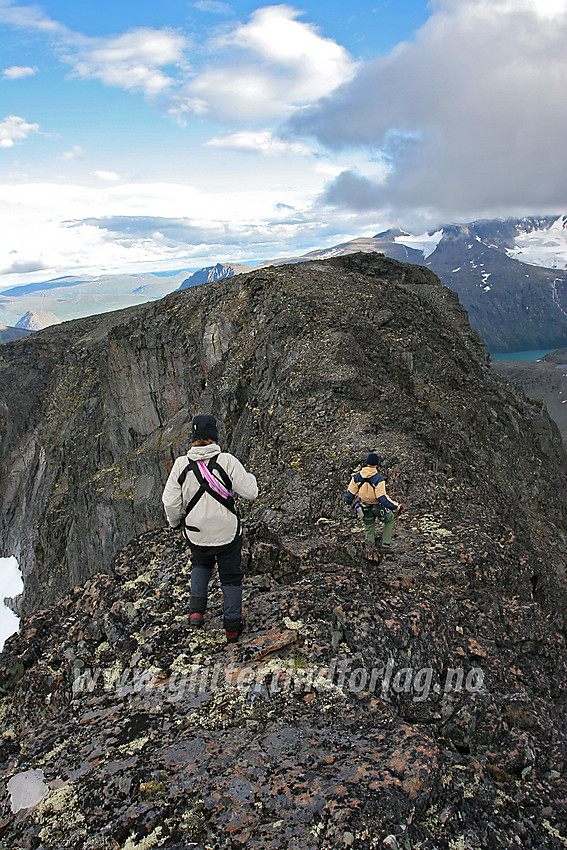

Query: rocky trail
left=0, top=503, right=566, bottom=850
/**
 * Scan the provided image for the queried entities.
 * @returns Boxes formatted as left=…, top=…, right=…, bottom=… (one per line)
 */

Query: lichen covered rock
left=0, top=517, right=565, bottom=848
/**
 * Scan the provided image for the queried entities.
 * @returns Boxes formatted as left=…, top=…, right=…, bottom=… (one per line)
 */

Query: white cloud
left=206, top=129, right=313, bottom=156
left=172, top=5, right=356, bottom=122
left=0, top=0, right=68, bottom=34
left=68, top=28, right=187, bottom=97
left=2, top=65, right=37, bottom=79
left=91, top=170, right=121, bottom=182
left=0, top=175, right=370, bottom=284
left=0, top=115, right=39, bottom=147
left=60, top=144, right=84, bottom=160
left=194, top=0, right=233, bottom=14
left=1, top=2, right=187, bottom=98
left=290, top=0, right=567, bottom=221
left=1, top=3, right=353, bottom=126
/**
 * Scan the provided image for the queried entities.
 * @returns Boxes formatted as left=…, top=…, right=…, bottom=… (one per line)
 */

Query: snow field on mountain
left=394, top=229, right=443, bottom=258
left=0, top=557, right=23, bottom=651
left=508, top=216, right=567, bottom=269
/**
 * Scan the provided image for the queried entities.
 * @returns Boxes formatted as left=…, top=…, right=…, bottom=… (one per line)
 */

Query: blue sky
left=0, top=0, right=565, bottom=286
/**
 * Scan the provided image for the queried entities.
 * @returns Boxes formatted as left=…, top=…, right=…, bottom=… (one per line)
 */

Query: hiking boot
left=226, top=616, right=246, bottom=643
left=362, top=542, right=381, bottom=562
left=189, top=613, right=204, bottom=628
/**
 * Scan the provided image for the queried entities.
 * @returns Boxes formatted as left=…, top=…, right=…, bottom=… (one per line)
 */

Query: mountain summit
left=0, top=253, right=566, bottom=846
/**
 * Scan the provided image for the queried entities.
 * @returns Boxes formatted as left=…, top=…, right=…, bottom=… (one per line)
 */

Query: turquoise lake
left=490, top=349, right=558, bottom=361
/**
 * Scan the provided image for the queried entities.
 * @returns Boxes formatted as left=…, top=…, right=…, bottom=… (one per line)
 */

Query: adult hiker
left=345, top=453, right=405, bottom=553
left=162, top=414, right=258, bottom=643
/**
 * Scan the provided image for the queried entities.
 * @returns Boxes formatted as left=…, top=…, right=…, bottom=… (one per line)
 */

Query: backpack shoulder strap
left=209, top=456, right=233, bottom=491
left=178, top=455, right=238, bottom=520
left=359, top=472, right=381, bottom=486
left=178, top=460, right=207, bottom=530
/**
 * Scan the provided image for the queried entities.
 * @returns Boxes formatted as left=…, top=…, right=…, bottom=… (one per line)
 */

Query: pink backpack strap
left=197, top=460, right=233, bottom=500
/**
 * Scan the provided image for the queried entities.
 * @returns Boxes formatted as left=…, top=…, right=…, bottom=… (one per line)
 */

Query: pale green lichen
left=121, top=826, right=166, bottom=850
left=418, top=515, right=453, bottom=538
left=123, top=570, right=153, bottom=591
left=0, top=697, right=11, bottom=724
left=130, top=631, right=147, bottom=644
left=117, top=735, right=149, bottom=755
left=283, top=616, right=304, bottom=630
left=102, top=659, right=129, bottom=689
left=170, top=653, right=193, bottom=672
left=542, top=820, right=567, bottom=846
left=186, top=629, right=225, bottom=654
left=36, top=739, right=67, bottom=765
left=94, top=641, right=111, bottom=662
left=251, top=656, right=346, bottom=699
left=32, top=784, right=86, bottom=843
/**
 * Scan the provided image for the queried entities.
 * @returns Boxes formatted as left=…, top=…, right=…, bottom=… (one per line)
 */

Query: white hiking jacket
left=162, top=443, right=258, bottom=546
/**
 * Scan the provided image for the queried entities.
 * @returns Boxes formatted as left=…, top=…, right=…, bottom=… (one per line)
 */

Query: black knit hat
left=192, top=414, right=218, bottom=442
left=366, top=453, right=380, bottom=467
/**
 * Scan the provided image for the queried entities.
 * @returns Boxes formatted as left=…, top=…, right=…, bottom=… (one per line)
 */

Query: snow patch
left=394, top=229, right=443, bottom=259
left=0, top=556, right=23, bottom=651
left=508, top=215, right=567, bottom=269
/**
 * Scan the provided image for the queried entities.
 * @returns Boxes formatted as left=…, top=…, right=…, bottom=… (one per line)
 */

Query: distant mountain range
left=1, top=215, right=566, bottom=352
left=15, top=310, right=61, bottom=331
left=0, top=270, right=191, bottom=329
left=178, top=262, right=253, bottom=289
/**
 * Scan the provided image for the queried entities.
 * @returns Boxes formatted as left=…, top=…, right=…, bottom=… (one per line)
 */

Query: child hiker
left=345, top=453, right=405, bottom=553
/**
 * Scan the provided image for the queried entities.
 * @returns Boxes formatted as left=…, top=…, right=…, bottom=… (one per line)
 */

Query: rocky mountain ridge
left=0, top=327, right=32, bottom=345
left=0, top=517, right=566, bottom=848
left=1, top=252, right=566, bottom=615
left=0, top=252, right=566, bottom=847
left=3, top=215, right=566, bottom=352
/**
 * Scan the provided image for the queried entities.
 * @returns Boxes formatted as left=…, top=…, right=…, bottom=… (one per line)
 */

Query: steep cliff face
left=491, top=348, right=567, bottom=444
left=0, top=252, right=566, bottom=616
